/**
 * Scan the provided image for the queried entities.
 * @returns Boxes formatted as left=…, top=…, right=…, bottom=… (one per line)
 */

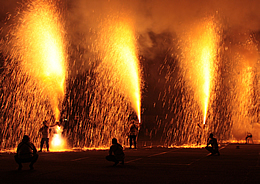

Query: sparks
left=13, top=0, right=67, bottom=121
left=3, top=0, right=67, bottom=150
left=97, top=15, right=141, bottom=122
left=180, top=17, right=219, bottom=125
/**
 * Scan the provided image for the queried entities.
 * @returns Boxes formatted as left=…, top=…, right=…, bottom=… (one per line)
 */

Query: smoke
left=0, top=0, right=18, bottom=22
left=64, top=0, right=260, bottom=67
left=232, top=123, right=260, bottom=141
left=67, top=0, right=260, bottom=32
left=2, top=0, right=260, bottom=60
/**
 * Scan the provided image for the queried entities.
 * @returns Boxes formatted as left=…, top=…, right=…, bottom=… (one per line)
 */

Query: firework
left=96, top=14, right=142, bottom=122
left=1, top=0, right=67, bottom=150
left=228, top=33, right=259, bottom=141
left=179, top=17, right=219, bottom=125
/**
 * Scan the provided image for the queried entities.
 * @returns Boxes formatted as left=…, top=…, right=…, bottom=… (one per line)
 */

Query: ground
left=0, top=144, right=259, bottom=184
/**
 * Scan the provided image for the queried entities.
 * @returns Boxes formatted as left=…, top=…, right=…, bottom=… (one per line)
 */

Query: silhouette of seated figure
left=14, top=135, right=38, bottom=170
left=205, top=133, right=220, bottom=156
left=106, top=138, right=125, bottom=166
left=245, top=133, right=253, bottom=144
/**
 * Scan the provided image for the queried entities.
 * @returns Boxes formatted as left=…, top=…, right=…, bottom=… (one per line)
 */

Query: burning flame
left=201, top=39, right=214, bottom=124
left=97, top=15, right=141, bottom=122
left=180, top=17, right=219, bottom=125
left=50, top=125, right=66, bottom=151
left=12, top=0, right=67, bottom=121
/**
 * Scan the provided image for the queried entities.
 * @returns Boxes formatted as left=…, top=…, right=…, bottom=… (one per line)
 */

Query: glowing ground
left=0, top=144, right=259, bottom=183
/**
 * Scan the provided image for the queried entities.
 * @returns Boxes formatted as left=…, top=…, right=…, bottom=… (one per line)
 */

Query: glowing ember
left=97, top=15, right=141, bottom=122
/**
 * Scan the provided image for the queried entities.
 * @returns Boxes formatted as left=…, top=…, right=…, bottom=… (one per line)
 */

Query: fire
left=169, top=144, right=207, bottom=149
left=179, top=17, right=219, bottom=125
left=11, top=0, right=67, bottom=121
left=97, top=15, right=141, bottom=122
left=50, top=125, right=66, bottom=151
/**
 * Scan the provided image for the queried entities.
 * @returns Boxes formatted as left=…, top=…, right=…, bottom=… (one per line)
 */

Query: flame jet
left=10, top=0, right=67, bottom=121
left=4, top=0, right=67, bottom=150
left=96, top=15, right=141, bottom=122
left=179, top=17, right=219, bottom=125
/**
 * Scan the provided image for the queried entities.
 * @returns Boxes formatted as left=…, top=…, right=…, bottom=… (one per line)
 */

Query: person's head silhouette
left=43, top=120, right=47, bottom=126
left=22, top=135, right=30, bottom=142
left=209, top=133, right=214, bottom=138
left=112, top=138, right=117, bottom=144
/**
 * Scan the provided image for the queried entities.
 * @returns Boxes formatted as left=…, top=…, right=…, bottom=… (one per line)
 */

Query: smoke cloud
left=63, top=0, right=260, bottom=66
left=2, top=0, right=260, bottom=57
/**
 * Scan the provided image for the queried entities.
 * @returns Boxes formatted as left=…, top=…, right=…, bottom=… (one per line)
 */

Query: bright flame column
left=179, top=17, right=219, bottom=124
left=13, top=0, right=67, bottom=121
left=97, top=15, right=141, bottom=122
left=8, top=0, right=67, bottom=150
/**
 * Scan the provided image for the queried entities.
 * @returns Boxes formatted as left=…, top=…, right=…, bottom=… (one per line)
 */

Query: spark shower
left=0, top=0, right=260, bottom=150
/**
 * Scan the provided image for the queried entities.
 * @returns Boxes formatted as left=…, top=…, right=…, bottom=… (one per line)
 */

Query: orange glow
left=228, top=33, right=260, bottom=142
left=225, top=140, right=260, bottom=144
left=13, top=0, right=67, bottom=121
left=200, top=30, right=216, bottom=124
left=180, top=17, right=219, bottom=125
left=82, top=147, right=110, bottom=151
left=97, top=15, right=141, bottom=122
left=169, top=144, right=207, bottom=149
left=50, top=126, right=66, bottom=151
left=232, top=66, right=254, bottom=139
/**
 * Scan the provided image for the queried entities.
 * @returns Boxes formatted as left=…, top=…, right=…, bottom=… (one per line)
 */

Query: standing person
left=129, top=120, right=138, bottom=149
left=205, top=133, right=220, bottom=156
left=106, top=138, right=125, bottom=166
left=245, top=133, right=253, bottom=144
left=39, top=120, right=50, bottom=152
left=14, top=135, right=38, bottom=170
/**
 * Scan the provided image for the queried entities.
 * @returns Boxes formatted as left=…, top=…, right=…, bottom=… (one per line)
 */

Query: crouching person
left=106, top=138, right=125, bottom=166
left=14, top=135, right=38, bottom=170
left=205, top=133, right=220, bottom=156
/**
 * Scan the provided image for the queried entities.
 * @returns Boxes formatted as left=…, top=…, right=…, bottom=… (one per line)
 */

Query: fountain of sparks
left=1, top=0, right=67, bottom=150
left=228, top=33, right=260, bottom=142
left=232, top=67, right=255, bottom=139
left=179, top=17, right=219, bottom=126
left=159, top=17, right=221, bottom=147
left=59, top=12, right=142, bottom=149
left=96, top=15, right=142, bottom=123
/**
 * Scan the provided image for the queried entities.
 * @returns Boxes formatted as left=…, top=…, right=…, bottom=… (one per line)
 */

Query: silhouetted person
left=205, top=133, right=220, bottom=156
left=129, top=121, right=138, bottom=149
left=14, top=135, right=38, bottom=170
left=106, top=138, right=125, bottom=166
left=245, top=133, right=253, bottom=144
left=39, top=120, right=50, bottom=152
